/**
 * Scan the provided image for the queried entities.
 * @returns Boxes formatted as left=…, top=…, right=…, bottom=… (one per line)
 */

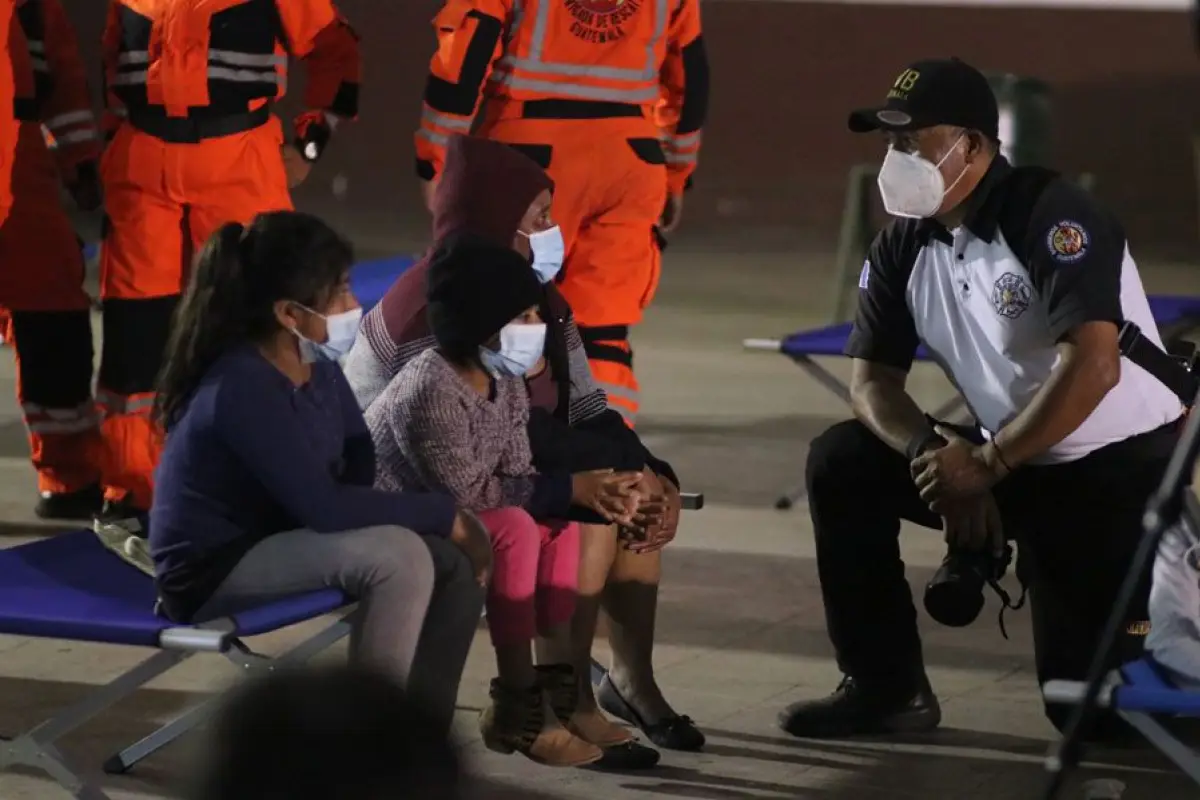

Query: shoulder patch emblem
left=1045, top=220, right=1090, bottom=263
left=991, top=272, right=1032, bottom=320
left=858, top=259, right=870, bottom=289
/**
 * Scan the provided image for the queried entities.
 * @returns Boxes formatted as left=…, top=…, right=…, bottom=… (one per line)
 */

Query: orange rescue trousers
left=0, top=122, right=100, bottom=494
left=478, top=112, right=666, bottom=428
left=98, top=116, right=292, bottom=510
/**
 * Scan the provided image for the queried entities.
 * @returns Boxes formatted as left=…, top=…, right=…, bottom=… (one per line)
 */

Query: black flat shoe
left=596, top=674, right=705, bottom=752
left=587, top=740, right=661, bottom=770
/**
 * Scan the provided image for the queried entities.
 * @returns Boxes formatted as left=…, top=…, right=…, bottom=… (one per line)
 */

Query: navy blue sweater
left=150, top=346, right=457, bottom=621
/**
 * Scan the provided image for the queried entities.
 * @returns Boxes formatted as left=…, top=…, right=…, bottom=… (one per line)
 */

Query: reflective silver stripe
left=23, top=402, right=100, bottom=435
left=421, top=108, right=471, bottom=132
left=26, top=40, right=43, bottom=54
left=417, top=127, right=449, bottom=146
left=31, top=57, right=48, bottom=72
left=208, top=49, right=285, bottom=68
left=498, top=0, right=667, bottom=84
left=45, top=110, right=95, bottom=130
left=665, top=150, right=696, bottom=164
left=596, top=380, right=639, bottom=403
left=207, top=66, right=278, bottom=84
left=118, top=51, right=149, bottom=65
left=112, top=71, right=147, bottom=86
left=28, top=417, right=100, bottom=435
left=57, top=129, right=99, bottom=144
left=491, top=73, right=657, bottom=103
left=670, top=131, right=701, bottom=148
left=96, top=390, right=155, bottom=415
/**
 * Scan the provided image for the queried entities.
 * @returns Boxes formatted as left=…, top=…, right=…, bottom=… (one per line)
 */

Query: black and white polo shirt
left=847, top=156, right=1181, bottom=464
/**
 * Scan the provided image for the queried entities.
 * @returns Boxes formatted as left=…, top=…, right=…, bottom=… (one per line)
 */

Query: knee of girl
left=480, top=506, right=541, bottom=552
left=358, top=525, right=437, bottom=597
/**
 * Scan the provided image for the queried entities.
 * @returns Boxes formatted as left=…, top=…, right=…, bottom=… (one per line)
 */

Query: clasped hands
left=910, top=426, right=1010, bottom=552
left=573, top=468, right=679, bottom=554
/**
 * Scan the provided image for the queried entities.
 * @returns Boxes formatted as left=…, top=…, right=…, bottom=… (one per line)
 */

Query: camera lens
left=923, top=578, right=986, bottom=627
left=923, top=555, right=988, bottom=627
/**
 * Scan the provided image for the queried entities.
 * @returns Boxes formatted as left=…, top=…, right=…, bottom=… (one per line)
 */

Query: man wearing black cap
left=777, top=57, right=1183, bottom=739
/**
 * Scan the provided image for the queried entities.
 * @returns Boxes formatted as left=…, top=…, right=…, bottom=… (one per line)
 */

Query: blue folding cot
left=744, top=295, right=1200, bottom=509
left=0, top=531, right=357, bottom=799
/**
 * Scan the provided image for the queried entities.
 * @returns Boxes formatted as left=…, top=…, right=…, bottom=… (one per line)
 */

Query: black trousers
left=806, top=417, right=1178, bottom=730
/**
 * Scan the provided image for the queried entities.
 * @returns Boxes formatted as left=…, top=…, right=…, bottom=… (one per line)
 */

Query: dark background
left=69, top=2, right=1200, bottom=258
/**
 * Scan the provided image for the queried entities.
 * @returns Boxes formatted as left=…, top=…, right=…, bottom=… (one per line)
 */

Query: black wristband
left=905, top=431, right=946, bottom=462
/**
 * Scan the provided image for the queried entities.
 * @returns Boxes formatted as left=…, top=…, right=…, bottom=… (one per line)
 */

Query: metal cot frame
left=0, top=609, right=356, bottom=800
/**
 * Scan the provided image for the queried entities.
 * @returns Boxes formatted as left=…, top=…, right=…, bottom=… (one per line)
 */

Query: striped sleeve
left=657, top=0, right=708, bottom=195
left=562, top=310, right=610, bottom=426
left=415, top=0, right=512, bottom=180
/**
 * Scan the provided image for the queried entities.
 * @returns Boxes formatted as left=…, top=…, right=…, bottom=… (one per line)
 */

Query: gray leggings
left=194, top=525, right=484, bottom=732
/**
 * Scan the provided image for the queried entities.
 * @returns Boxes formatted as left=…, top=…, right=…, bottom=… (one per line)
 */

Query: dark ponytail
left=154, top=211, right=355, bottom=429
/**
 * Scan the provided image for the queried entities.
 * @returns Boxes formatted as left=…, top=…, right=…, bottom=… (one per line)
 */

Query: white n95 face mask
left=480, top=322, right=547, bottom=378
left=876, top=133, right=967, bottom=219
left=522, top=226, right=565, bottom=283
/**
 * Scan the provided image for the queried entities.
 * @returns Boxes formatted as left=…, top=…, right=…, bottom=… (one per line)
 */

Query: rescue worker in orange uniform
left=2, top=0, right=104, bottom=519
left=98, top=0, right=361, bottom=520
left=415, top=0, right=710, bottom=428
left=0, top=0, right=16, bottom=226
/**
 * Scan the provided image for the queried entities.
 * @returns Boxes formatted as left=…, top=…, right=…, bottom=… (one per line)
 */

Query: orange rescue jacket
left=416, top=0, right=709, bottom=196
left=15, top=0, right=100, bottom=174
left=101, top=0, right=360, bottom=155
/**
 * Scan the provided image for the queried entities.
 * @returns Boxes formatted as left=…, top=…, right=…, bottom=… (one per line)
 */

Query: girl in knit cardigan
left=367, top=240, right=644, bottom=768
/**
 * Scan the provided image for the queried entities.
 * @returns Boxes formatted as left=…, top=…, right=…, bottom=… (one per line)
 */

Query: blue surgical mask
left=521, top=226, right=564, bottom=283
left=479, top=322, right=547, bottom=378
left=294, top=306, right=363, bottom=363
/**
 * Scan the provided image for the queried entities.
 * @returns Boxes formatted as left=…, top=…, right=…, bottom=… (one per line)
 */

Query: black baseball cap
left=847, top=58, right=998, bottom=139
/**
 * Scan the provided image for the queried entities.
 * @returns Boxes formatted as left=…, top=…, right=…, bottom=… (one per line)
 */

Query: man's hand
left=941, top=492, right=1004, bottom=554
left=449, top=509, right=493, bottom=588
left=911, top=425, right=1008, bottom=512
left=281, top=144, right=312, bottom=189
left=658, top=192, right=683, bottom=234
left=421, top=179, right=438, bottom=211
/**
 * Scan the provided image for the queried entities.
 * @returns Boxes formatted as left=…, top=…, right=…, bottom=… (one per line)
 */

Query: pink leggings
left=476, top=507, right=580, bottom=647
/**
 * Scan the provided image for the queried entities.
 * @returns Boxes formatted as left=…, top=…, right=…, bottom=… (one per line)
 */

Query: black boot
left=35, top=483, right=103, bottom=521
left=95, top=496, right=147, bottom=534
left=777, top=675, right=941, bottom=739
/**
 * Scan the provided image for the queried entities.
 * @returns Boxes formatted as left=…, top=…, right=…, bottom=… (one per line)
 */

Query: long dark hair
left=154, top=211, right=354, bottom=429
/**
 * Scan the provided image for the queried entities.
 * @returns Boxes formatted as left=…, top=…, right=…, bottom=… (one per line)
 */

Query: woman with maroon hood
left=345, top=135, right=704, bottom=760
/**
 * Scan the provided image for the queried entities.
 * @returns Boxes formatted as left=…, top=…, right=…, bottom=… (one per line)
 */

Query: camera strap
left=987, top=578, right=1027, bottom=641
left=1118, top=321, right=1199, bottom=408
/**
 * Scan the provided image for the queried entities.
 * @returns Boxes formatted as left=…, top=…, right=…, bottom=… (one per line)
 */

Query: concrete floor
left=0, top=239, right=1198, bottom=799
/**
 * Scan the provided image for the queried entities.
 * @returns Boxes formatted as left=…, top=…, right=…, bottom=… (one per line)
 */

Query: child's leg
left=535, top=520, right=582, bottom=639
left=477, top=507, right=542, bottom=688
left=476, top=510, right=602, bottom=767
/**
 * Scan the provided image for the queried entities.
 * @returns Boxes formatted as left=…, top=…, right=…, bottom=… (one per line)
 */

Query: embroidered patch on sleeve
left=858, top=259, right=870, bottom=289
left=1045, top=220, right=1090, bottom=264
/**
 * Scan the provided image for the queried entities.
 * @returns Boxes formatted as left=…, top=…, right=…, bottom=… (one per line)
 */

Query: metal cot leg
left=103, top=615, right=354, bottom=776
left=0, top=648, right=192, bottom=800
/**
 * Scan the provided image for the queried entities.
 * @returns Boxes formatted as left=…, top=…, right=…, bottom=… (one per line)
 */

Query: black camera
left=923, top=543, right=1014, bottom=628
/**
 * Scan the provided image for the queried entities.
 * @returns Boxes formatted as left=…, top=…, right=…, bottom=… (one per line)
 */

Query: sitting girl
left=367, top=240, right=641, bottom=767
left=149, top=211, right=488, bottom=735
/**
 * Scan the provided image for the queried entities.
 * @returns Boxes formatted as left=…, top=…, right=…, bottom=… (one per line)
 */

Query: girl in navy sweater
left=149, top=211, right=489, bottom=734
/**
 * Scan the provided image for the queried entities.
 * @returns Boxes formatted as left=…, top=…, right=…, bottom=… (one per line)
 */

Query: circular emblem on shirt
left=1046, top=219, right=1090, bottom=264
left=565, top=0, right=642, bottom=43
left=991, top=272, right=1032, bottom=320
